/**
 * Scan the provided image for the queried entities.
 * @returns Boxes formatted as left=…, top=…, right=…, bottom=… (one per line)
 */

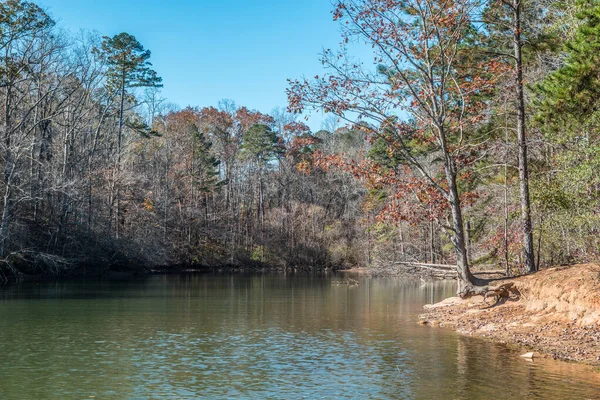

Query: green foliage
left=0, top=0, right=54, bottom=83
left=97, top=32, right=162, bottom=94
left=535, top=0, right=600, bottom=125
left=240, top=124, right=282, bottom=164
left=0, top=0, right=53, bottom=32
left=126, top=116, right=159, bottom=138
left=192, top=126, right=222, bottom=193
left=368, top=137, right=405, bottom=170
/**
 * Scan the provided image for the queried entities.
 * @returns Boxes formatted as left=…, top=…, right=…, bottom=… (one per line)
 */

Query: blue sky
left=38, top=0, right=358, bottom=130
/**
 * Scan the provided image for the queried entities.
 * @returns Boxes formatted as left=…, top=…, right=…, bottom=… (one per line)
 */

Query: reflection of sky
left=37, top=0, right=375, bottom=132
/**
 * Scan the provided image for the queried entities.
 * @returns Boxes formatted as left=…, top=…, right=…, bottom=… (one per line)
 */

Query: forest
left=0, top=0, right=599, bottom=292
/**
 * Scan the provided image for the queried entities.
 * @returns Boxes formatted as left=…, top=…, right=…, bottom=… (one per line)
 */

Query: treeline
left=2, top=0, right=600, bottom=283
left=0, top=1, right=375, bottom=279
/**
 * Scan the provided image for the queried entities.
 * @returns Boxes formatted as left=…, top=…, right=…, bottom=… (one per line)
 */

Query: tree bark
left=513, top=0, right=536, bottom=273
left=115, top=71, right=126, bottom=240
left=0, top=86, right=13, bottom=257
left=438, top=123, right=477, bottom=294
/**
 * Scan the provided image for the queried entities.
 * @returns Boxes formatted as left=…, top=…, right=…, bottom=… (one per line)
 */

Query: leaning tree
left=288, top=0, right=507, bottom=295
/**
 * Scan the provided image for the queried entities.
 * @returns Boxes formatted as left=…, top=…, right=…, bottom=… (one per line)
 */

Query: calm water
left=0, top=274, right=599, bottom=399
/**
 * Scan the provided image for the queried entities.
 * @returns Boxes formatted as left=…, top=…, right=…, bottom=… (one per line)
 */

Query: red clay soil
left=420, top=264, right=600, bottom=366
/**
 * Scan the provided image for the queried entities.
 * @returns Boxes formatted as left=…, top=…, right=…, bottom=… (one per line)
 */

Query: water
left=0, top=274, right=599, bottom=399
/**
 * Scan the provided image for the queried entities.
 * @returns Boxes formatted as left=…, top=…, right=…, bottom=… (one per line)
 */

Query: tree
left=536, top=0, right=600, bottom=122
left=531, top=0, right=600, bottom=265
left=0, top=0, right=55, bottom=257
left=240, top=124, right=282, bottom=164
left=288, top=0, right=506, bottom=295
left=482, top=0, right=538, bottom=273
left=97, top=32, right=162, bottom=238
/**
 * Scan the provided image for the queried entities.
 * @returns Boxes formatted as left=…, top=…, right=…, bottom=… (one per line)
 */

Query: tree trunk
left=399, top=223, right=406, bottom=261
left=0, top=86, right=13, bottom=257
left=504, top=107, right=511, bottom=276
left=513, top=0, right=536, bottom=273
left=439, top=125, right=477, bottom=294
left=115, top=72, right=126, bottom=239
left=447, top=175, right=475, bottom=295
left=465, top=220, right=471, bottom=265
left=430, top=219, right=436, bottom=264
left=0, top=184, right=11, bottom=258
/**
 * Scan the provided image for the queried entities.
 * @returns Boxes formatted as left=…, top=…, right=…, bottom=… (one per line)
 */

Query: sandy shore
left=419, top=264, right=600, bottom=365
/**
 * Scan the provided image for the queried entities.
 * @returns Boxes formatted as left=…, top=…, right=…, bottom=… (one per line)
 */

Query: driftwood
left=393, top=262, right=455, bottom=278
left=474, top=270, right=506, bottom=276
left=393, top=261, right=455, bottom=271
left=393, top=262, right=505, bottom=280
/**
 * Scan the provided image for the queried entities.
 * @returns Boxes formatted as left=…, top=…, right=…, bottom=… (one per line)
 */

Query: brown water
left=0, top=274, right=599, bottom=399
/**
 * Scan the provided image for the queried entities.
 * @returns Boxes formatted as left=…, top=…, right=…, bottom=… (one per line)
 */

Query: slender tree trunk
left=0, top=86, right=13, bottom=257
left=0, top=184, right=11, bottom=258
left=163, top=142, right=170, bottom=241
left=504, top=110, right=511, bottom=276
left=430, top=219, right=436, bottom=264
left=399, top=223, right=406, bottom=261
left=465, top=220, right=471, bottom=265
left=115, top=73, right=126, bottom=239
left=513, top=0, right=536, bottom=273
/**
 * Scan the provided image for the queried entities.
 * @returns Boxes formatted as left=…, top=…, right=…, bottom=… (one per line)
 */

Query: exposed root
left=421, top=265, right=600, bottom=366
left=483, top=282, right=521, bottom=306
left=457, top=281, right=488, bottom=298
left=458, top=281, right=521, bottom=304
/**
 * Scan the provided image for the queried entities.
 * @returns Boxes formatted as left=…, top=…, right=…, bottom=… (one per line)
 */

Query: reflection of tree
left=2, top=277, right=599, bottom=398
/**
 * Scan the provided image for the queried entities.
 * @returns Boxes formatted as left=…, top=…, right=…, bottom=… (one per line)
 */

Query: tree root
left=458, top=282, right=521, bottom=306
left=483, top=282, right=521, bottom=306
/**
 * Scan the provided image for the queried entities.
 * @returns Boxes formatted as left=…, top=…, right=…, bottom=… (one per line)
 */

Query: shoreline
left=419, top=264, right=600, bottom=366
left=0, top=263, right=351, bottom=283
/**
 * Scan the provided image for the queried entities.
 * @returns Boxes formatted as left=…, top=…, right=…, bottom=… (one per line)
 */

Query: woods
left=1, top=0, right=600, bottom=287
left=288, top=0, right=600, bottom=291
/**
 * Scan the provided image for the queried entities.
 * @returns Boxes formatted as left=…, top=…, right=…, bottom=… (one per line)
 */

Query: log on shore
left=392, top=262, right=505, bottom=279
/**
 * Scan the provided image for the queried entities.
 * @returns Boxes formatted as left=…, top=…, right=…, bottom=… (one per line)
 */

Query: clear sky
left=37, top=0, right=354, bottom=130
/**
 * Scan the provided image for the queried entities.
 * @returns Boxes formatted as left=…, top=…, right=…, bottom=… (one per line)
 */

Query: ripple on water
left=0, top=275, right=599, bottom=399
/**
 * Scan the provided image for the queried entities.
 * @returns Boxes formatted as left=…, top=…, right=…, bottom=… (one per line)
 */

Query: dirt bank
left=420, top=264, right=600, bottom=366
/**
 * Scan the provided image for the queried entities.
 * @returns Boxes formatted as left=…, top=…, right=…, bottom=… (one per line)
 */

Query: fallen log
left=393, top=262, right=455, bottom=271
left=473, top=270, right=506, bottom=276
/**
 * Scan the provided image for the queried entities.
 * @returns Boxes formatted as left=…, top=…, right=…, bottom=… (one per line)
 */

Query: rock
left=424, top=297, right=466, bottom=309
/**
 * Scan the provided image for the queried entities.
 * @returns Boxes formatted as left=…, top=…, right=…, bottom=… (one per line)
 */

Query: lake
left=0, top=273, right=599, bottom=399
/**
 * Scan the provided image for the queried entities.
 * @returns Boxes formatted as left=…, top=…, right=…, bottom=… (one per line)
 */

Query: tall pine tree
left=97, top=33, right=162, bottom=238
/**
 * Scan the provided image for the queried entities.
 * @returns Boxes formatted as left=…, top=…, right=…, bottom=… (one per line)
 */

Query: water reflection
left=0, top=274, right=598, bottom=399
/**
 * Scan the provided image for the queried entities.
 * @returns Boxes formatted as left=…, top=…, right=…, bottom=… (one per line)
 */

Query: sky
left=37, top=0, right=363, bottom=130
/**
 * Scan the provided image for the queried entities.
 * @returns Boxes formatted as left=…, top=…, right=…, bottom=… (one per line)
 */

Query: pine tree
left=97, top=33, right=162, bottom=238
left=240, top=124, right=282, bottom=165
left=536, top=0, right=600, bottom=124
